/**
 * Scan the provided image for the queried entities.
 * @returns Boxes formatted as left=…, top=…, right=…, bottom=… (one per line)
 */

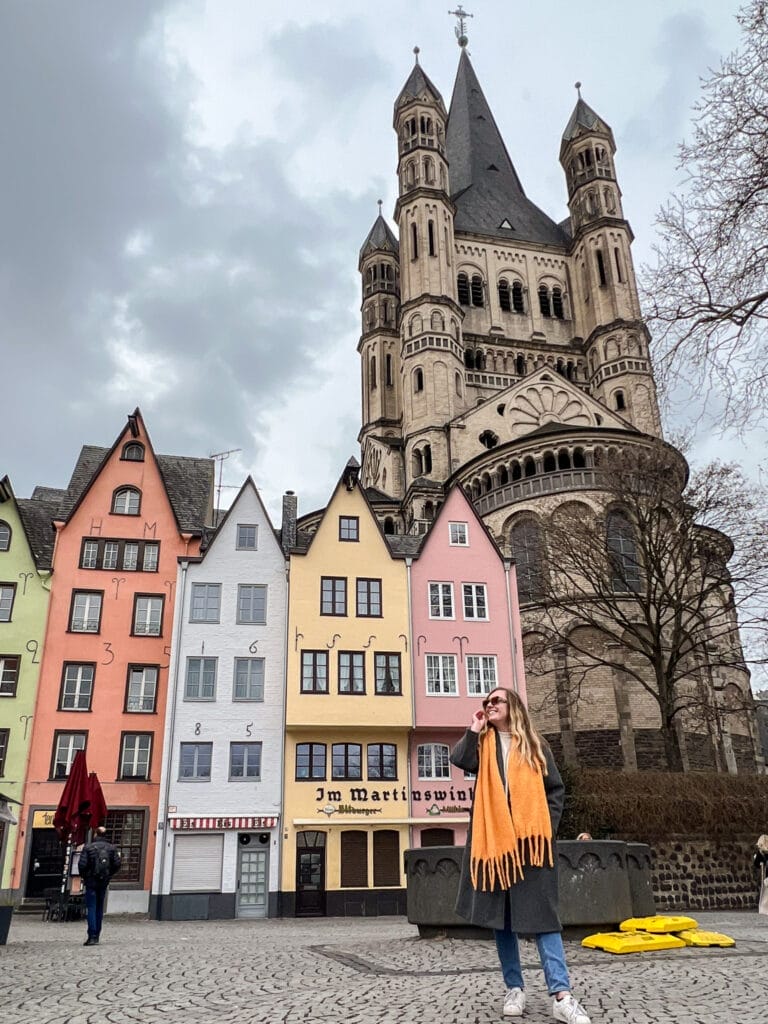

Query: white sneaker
left=503, top=987, right=526, bottom=1017
left=552, top=993, right=590, bottom=1024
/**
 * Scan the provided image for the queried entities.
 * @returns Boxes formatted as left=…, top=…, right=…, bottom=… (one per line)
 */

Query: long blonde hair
left=486, top=687, right=548, bottom=774
left=757, top=834, right=768, bottom=854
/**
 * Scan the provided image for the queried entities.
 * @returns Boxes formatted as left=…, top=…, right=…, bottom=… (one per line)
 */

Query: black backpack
left=91, top=842, right=119, bottom=884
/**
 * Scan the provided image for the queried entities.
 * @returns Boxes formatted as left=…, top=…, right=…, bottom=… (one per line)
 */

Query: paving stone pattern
left=3, top=911, right=767, bottom=1024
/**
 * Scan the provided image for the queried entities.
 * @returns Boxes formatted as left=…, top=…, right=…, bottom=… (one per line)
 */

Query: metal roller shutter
left=172, top=834, right=224, bottom=892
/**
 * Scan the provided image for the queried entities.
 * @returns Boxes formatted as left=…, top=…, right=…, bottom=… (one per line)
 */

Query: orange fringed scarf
left=470, top=728, right=553, bottom=891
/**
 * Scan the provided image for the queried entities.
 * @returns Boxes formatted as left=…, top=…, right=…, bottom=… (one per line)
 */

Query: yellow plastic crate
left=582, top=930, right=687, bottom=954
left=619, top=915, right=698, bottom=933
left=677, top=929, right=735, bottom=948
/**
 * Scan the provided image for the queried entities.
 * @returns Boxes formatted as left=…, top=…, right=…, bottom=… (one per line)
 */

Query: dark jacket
left=78, top=837, right=121, bottom=890
left=450, top=728, right=565, bottom=933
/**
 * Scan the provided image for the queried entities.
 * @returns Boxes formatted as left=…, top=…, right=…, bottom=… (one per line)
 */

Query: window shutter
left=372, top=830, right=400, bottom=887
left=172, top=835, right=224, bottom=892
left=340, top=831, right=368, bottom=888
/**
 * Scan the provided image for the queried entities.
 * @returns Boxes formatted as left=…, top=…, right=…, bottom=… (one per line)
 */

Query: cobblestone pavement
left=3, top=911, right=766, bottom=1024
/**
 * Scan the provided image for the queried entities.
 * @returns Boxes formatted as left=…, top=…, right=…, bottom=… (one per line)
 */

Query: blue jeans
left=494, top=925, right=571, bottom=995
left=84, top=885, right=107, bottom=938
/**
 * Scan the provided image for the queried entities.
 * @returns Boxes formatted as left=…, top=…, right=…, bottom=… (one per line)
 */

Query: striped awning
left=168, top=815, right=278, bottom=831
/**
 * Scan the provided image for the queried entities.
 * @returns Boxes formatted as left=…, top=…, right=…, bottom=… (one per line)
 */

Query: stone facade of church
left=354, top=47, right=762, bottom=774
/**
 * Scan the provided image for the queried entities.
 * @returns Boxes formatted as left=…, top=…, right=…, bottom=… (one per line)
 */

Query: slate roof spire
left=358, top=201, right=399, bottom=265
left=561, top=86, right=615, bottom=147
left=394, top=48, right=446, bottom=115
left=445, top=49, right=567, bottom=246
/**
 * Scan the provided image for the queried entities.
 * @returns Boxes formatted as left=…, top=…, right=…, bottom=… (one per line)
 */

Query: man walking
left=78, top=826, right=121, bottom=946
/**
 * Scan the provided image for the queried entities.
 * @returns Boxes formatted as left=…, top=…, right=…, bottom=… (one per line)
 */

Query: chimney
left=281, top=490, right=297, bottom=554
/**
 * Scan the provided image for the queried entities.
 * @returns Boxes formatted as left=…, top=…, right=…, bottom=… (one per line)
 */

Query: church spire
left=445, top=50, right=566, bottom=246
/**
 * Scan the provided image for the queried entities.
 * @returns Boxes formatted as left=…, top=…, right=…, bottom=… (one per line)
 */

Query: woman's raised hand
left=470, top=708, right=486, bottom=733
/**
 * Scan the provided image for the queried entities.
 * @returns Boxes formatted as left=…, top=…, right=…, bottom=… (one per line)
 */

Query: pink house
left=408, top=486, right=526, bottom=847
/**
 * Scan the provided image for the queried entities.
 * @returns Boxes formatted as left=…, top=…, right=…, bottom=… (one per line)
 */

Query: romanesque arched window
left=412, top=449, right=424, bottom=477
left=410, top=222, right=419, bottom=259
left=423, top=444, right=432, bottom=474
left=516, top=354, right=526, bottom=376
left=538, top=285, right=551, bottom=318
left=112, top=487, right=141, bottom=516
left=512, top=281, right=524, bottom=313
left=414, top=368, right=424, bottom=393
left=552, top=287, right=564, bottom=319
left=370, top=355, right=377, bottom=390
left=498, top=278, right=511, bottom=311
left=510, top=519, right=545, bottom=603
left=606, top=511, right=642, bottom=593
left=457, top=272, right=470, bottom=305
left=428, top=220, right=436, bottom=256
left=470, top=274, right=484, bottom=307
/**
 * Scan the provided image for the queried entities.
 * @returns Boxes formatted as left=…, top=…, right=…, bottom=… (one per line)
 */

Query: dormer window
left=112, top=487, right=141, bottom=516
left=122, top=442, right=145, bottom=462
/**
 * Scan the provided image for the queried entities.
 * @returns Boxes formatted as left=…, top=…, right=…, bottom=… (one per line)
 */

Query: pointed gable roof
left=446, top=49, right=568, bottom=247
left=395, top=61, right=445, bottom=113
left=194, top=476, right=282, bottom=561
left=56, top=410, right=214, bottom=533
left=561, top=96, right=613, bottom=143
left=0, top=475, right=58, bottom=570
left=358, top=213, right=399, bottom=265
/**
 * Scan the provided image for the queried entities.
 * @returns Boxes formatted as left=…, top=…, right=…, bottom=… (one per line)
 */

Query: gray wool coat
left=450, top=728, right=565, bottom=934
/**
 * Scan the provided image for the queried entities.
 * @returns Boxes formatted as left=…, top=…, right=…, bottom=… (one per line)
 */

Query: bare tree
left=525, top=439, right=768, bottom=771
left=643, top=1, right=768, bottom=426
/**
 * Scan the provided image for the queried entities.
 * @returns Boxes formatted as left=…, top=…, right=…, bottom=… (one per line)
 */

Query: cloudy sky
left=1, top=0, right=759, bottom=522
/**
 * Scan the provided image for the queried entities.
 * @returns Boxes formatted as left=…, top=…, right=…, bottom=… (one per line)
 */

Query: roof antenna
left=575, top=81, right=583, bottom=99
left=448, top=5, right=473, bottom=48
left=209, top=448, right=242, bottom=515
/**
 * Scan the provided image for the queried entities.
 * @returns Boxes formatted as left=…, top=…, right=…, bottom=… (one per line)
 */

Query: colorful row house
left=0, top=478, right=56, bottom=891
left=3, top=417, right=526, bottom=919
left=152, top=478, right=288, bottom=920
left=11, top=412, right=214, bottom=911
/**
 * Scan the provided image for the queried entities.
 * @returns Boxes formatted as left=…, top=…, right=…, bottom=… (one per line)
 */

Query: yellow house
left=282, top=460, right=413, bottom=916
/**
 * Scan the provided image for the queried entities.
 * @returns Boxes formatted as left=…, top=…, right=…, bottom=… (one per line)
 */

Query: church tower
left=393, top=51, right=465, bottom=532
left=559, top=93, right=662, bottom=435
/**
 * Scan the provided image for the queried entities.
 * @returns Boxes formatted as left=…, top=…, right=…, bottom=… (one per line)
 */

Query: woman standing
left=451, top=687, right=591, bottom=1024
left=755, top=834, right=768, bottom=915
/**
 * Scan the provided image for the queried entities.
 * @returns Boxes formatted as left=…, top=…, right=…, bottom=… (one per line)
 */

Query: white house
left=151, top=479, right=289, bottom=919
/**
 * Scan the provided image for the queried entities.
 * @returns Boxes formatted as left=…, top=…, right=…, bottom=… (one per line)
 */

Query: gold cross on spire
left=448, top=5, right=473, bottom=48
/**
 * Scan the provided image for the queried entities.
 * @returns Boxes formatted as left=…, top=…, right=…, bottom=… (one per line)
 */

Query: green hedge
left=559, top=767, right=768, bottom=841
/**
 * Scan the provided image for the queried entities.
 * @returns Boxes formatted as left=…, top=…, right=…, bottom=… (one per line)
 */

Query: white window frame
left=123, top=541, right=139, bottom=571
left=448, top=522, right=469, bottom=546
left=425, top=653, right=458, bottom=695
left=233, top=658, right=265, bottom=701
left=462, top=582, right=488, bottom=620
left=70, top=591, right=101, bottom=633
left=142, top=542, right=159, bottom=572
left=237, top=584, right=267, bottom=624
left=428, top=582, right=454, bottom=619
left=112, top=488, right=140, bottom=515
left=179, top=742, right=213, bottom=780
left=133, top=596, right=163, bottom=636
left=52, top=733, right=86, bottom=778
left=185, top=657, right=217, bottom=701
left=60, top=664, right=94, bottom=710
left=417, top=742, right=451, bottom=780
left=466, top=654, right=498, bottom=696
left=103, top=541, right=119, bottom=570
left=81, top=540, right=99, bottom=569
left=236, top=524, right=258, bottom=550
left=120, top=734, right=152, bottom=780
left=229, top=741, right=262, bottom=780
left=189, top=583, right=221, bottom=623
left=126, top=666, right=158, bottom=712
left=1, top=656, right=20, bottom=696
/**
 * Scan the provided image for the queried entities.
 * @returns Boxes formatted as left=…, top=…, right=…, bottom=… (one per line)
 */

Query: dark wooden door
left=295, top=849, right=325, bottom=916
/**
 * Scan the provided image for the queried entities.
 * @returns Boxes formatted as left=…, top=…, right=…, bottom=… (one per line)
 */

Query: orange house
left=15, top=411, right=213, bottom=911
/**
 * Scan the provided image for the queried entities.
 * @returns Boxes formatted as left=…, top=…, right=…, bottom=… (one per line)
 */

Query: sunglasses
left=482, top=696, right=508, bottom=708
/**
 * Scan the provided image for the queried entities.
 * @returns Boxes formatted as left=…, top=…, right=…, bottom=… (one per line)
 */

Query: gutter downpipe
left=156, top=559, right=188, bottom=918
left=503, top=558, right=520, bottom=695
left=405, top=556, right=416, bottom=852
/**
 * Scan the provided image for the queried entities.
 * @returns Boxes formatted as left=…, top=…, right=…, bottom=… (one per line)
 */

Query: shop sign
left=32, top=810, right=56, bottom=828
left=168, top=815, right=278, bottom=831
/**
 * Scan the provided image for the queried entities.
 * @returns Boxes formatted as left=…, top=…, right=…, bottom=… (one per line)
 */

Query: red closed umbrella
left=87, top=772, right=108, bottom=832
left=53, top=750, right=98, bottom=846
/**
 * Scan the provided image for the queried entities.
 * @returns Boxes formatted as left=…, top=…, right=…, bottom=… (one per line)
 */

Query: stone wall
left=649, top=836, right=759, bottom=911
